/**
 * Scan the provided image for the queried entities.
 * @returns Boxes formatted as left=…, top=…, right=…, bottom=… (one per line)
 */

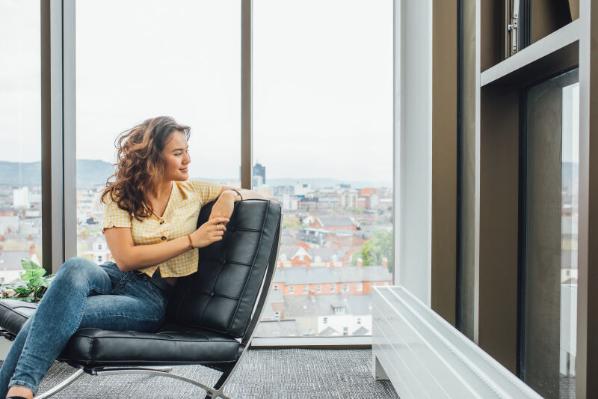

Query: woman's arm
left=104, top=216, right=229, bottom=272
left=220, top=187, right=274, bottom=201
left=207, top=187, right=277, bottom=223
left=104, top=228, right=191, bottom=272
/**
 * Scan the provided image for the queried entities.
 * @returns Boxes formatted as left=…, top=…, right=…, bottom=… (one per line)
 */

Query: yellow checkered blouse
left=101, top=180, right=223, bottom=278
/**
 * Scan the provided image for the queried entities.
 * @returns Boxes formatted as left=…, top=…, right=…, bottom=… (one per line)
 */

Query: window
left=505, top=0, right=524, bottom=56
left=75, top=1, right=241, bottom=260
left=332, top=305, right=346, bottom=315
left=253, top=0, right=393, bottom=339
left=0, top=1, right=42, bottom=281
left=521, top=69, right=578, bottom=398
left=505, top=0, right=578, bottom=57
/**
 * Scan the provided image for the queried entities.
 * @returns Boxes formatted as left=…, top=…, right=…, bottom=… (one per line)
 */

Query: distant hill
left=0, top=161, right=42, bottom=186
left=76, top=160, right=117, bottom=187
left=0, top=160, right=116, bottom=188
left=0, top=160, right=393, bottom=189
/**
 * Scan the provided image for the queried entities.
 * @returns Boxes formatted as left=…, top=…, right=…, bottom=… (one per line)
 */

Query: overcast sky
left=1, top=0, right=393, bottom=184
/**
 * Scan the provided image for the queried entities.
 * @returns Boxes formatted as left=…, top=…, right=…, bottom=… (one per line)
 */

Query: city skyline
left=0, top=159, right=394, bottom=188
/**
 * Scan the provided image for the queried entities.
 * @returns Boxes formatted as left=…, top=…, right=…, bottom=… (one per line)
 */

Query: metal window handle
left=508, top=0, right=520, bottom=55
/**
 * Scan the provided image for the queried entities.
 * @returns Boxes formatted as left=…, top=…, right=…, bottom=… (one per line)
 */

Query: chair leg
left=33, top=363, right=237, bottom=399
left=204, top=343, right=261, bottom=399
left=204, top=367, right=233, bottom=399
left=34, top=368, right=85, bottom=399
left=95, top=366, right=230, bottom=399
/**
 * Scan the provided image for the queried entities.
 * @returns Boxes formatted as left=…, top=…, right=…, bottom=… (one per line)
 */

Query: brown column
left=431, top=0, right=458, bottom=325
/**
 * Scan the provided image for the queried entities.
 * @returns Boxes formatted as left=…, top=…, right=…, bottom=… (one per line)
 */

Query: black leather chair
left=0, top=199, right=282, bottom=399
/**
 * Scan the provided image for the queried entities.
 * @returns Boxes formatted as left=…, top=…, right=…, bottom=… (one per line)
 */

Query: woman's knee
left=56, top=257, right=98, bottom=284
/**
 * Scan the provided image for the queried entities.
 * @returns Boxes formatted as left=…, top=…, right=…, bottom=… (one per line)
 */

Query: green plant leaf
left=14, top=286, right=32, bottom=296
left=34, top=286, right=48, bottom=301
left=30, top=277, right=45, bottom=288
left=21, top=258, right=41, bottom=271
left=21, top=268, right=46, bottom=284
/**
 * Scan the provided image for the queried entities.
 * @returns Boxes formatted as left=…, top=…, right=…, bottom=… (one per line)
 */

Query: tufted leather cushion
left=166, top=199, right=282, bottom=338
left=58, top=324, right=243, bottom=367
left=0, top=199, right=282, bottom=368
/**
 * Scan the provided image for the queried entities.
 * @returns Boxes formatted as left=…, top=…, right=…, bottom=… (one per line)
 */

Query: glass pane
left=252, top=0, right=394, bottom=338
left=522, top=68, right=578, bottom=399
left=0, top=1, right=42, bottom=282
left=76, top=0, right=241, bottom=261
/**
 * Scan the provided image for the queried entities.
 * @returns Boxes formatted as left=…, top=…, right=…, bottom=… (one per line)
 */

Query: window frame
left=43, top=0, right=396, bottom=348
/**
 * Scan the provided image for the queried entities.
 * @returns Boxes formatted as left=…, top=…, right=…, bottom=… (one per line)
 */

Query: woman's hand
left=189, top=217, right=230, bottom=248
left=209, top=191, right=236, bottom=222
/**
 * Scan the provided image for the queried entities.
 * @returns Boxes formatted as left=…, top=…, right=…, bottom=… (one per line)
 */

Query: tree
left=353, top=230, right=393, bottom=267
left=282, top=215, right=301, bottom=230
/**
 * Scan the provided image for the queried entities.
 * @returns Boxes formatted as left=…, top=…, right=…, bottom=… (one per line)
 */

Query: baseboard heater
left=372, top=285, right=542, bottom=398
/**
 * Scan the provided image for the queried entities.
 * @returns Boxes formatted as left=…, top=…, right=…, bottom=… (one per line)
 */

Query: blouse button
left=159, top=220, right=165, bottom=225
left=161, top=236, right=167, bottom=241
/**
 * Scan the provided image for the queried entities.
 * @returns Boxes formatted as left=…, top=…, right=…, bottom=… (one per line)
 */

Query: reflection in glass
left=252, top=0, right=393, bottom=338
left=0, top=1, right=42, bottom=282
left=559, top=80, right=578, bottom=396
left=522, top=69, right=578, bottom=399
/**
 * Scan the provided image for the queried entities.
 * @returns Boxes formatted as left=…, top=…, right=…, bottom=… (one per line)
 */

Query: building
left=252, top=163, right=266, bottom=186
left=12, top=187, right=30, bottom=209
left=272, top=266, right=392, bottom=297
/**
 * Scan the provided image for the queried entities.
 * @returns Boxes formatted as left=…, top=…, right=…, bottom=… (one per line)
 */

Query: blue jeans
left=0, top=257, right=171, bottom=397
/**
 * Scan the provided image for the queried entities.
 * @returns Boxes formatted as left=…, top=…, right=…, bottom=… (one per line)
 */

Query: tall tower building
left=252, top=163, right=266, bottom=187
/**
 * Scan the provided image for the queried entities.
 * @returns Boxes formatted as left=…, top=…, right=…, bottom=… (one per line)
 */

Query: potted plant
left=0, top=259, right=55, bottom=302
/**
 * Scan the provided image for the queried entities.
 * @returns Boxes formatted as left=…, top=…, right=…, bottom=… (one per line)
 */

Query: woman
left=0, top=116, right=264, bottom=399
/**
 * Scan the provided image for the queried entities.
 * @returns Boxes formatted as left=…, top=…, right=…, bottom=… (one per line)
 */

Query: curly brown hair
left=101, top=116, right=191, bottom=221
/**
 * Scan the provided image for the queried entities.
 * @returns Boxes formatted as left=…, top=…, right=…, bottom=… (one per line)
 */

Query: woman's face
left=161, top=130, right=191, bottom=181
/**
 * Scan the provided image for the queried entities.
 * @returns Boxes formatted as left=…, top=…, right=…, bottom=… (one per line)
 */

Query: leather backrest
left=166, top=199, right=282, bottom=338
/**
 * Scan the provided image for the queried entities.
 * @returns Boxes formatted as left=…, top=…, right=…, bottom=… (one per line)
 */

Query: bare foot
left=6, top=384, right=33, bottom=399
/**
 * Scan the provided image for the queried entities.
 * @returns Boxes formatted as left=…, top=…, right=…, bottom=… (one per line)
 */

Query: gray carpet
left=36, top=349, right=399, bottom=399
